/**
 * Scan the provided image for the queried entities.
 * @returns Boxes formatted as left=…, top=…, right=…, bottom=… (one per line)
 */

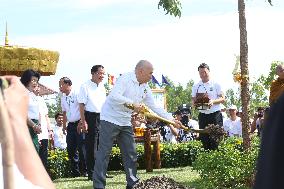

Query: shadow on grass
left=182, top=178, right=206, bottom=189
left=54, top=177, right=89, bottom=183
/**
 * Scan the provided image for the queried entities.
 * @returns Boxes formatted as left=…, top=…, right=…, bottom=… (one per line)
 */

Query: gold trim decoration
left=0, top=45, right=59, bottom=76
left=232, top=55, right=242, bottom=83
left=5, top=22, right=9, bottom=46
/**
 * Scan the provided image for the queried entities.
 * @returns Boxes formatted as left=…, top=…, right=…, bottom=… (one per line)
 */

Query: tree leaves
left=158, top=0, right=182, bottom=18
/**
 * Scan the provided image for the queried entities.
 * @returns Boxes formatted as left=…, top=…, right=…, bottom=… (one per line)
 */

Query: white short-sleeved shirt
left=28, top=91, right=40, bottom=120
left=223, top=117, right=242, bottom=137
left=78, top=80, right=106, bottom=113
left=192, top=80, right=223, bottom=114
left=52, top=124, right=67, bottom=149
left=163, top=126, right=178, bottom=144
left=188, top=119, right=199, bottom=130
left=101, top=72, right=173, bottom=126
left=178, top=119, right=199, bottom=142
left=38, top=96, right=49, bottom=140
left=61, top=89, right=81, bottom=122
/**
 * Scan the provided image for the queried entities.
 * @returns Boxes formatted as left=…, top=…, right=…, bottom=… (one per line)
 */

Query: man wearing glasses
left=78, top=65, right=107, bottom=180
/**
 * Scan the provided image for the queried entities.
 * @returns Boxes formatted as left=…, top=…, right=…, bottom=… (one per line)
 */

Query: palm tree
left=158, top=0, right=273, bottom=149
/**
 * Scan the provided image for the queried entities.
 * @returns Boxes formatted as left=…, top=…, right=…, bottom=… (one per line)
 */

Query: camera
left=177, top=104, right=191, bottom=126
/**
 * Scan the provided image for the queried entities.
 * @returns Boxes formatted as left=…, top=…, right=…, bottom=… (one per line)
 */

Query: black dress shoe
left=106, top=173, right=113, bottom=178
left=126, top=179, right=139, bottom=189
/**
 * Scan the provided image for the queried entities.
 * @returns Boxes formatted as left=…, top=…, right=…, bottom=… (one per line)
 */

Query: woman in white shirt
left=20, top=69, right=42, bottom=153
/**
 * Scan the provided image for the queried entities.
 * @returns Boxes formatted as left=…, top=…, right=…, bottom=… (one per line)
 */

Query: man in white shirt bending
left=223, top=105, right=242, bottom=137
left=78, top=65, right=107, bottom=180
left=93, top=60, right=182, bottom=189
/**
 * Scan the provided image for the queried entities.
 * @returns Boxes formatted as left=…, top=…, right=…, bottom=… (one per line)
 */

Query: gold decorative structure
left=5, top=22, right=9, bottom=46
left=0, top=24, right=60, bottom=76
left=233, top=55, right=242, bottom=83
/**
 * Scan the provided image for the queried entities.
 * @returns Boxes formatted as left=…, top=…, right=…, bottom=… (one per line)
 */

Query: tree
left=263, top=61, right=282, bottom=90
left=159, top=76, right=199, bottom=119
left=238, top=0, right=251, bottom=149
left=158, top=0, right=273, bottom=150
left=225, top=88, right=241, bottom=109
left=46, top=94, right=61, bottom=118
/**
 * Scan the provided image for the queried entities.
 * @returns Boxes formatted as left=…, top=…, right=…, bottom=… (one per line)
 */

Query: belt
left=200, top=110, right=221, bottom=115
left=85, top=111, right=100, bottom=115
left=69, top=120, right=80, bottom=125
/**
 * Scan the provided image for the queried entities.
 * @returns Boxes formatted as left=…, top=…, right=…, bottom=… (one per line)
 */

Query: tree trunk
left=238, top=0, right=251, bottom=150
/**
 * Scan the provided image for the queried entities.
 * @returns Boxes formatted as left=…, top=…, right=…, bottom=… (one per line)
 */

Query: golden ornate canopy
left=0, top=24, right=60, bottom=76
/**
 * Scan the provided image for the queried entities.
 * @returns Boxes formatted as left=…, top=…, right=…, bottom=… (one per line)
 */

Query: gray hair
left=276, top=63, right=284, bottom=72
left=135, top=60, right=151, bottom=71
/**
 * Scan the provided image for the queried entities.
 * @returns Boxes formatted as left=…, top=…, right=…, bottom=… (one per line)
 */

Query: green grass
left=54, top=166, right=206, bottom=189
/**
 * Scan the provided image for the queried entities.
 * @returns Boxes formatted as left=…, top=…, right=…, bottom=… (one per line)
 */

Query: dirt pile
left=133, top=175, right=194, bottom=189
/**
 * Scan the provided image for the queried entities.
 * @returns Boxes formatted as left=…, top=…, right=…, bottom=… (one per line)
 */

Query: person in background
left=254, top=94, right=284, bottom=189
left=93, top=60, right=182, bottom=189
left=236, top=107, right=242, bottom=119
left=192, top=63, right=225, bottom=150
left=162, top=124, right=179, bottom=144
left=250, top=107, right=265, bottom=137
left=34, top=85, right=54, bottom=171
left=52, top=112, right=67, bottom=150
left=175, top=108, right=199, bottom=142
left=78, top=65, right=107, bottom=180
left=269, top=63, right=284, bottom=106
left=0, top=75, right=55, bottom=189
left=20, top=69, right=42, bottom=153
left=59, top=77, right=86, bottom=177
left=223, top=105, right=242, bottom=137
left=220, top=104, right=227, bottom=121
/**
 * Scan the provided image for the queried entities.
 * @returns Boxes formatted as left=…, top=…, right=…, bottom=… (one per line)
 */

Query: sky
left=1, top=0, right=284, bottom=92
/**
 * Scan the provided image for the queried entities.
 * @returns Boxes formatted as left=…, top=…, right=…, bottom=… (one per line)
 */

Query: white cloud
left=11, top=5, right=284, bottom=93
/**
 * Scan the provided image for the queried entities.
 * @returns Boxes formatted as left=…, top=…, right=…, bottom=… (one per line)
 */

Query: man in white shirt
left=59, top=77, right=85, bottom=177
left=223, top=105, right=242, bottom=137
left=93, top=60, right=181, bottom=189
left=78, top=65, right=107, bottom=180
left=52, top=112, right=67, bottom=149
left=174, top=107, right=199, bottom=142
left=192, top=63, right=225, bottom=150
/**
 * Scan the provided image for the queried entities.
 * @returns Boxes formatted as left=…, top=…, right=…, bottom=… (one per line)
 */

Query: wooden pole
left=153, top=132, right=161, bottom=169
left=144, top=129, right=153, bottom=172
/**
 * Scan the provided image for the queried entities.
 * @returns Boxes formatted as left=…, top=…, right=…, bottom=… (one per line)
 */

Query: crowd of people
left=1, top=61, right=284, bottom=188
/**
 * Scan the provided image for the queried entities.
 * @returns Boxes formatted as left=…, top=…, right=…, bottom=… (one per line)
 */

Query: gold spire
left=5, top=22, right=9, bottom=46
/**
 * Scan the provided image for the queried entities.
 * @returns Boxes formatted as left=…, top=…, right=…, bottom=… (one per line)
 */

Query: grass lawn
left=54, top=166, right=206, bottom=189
